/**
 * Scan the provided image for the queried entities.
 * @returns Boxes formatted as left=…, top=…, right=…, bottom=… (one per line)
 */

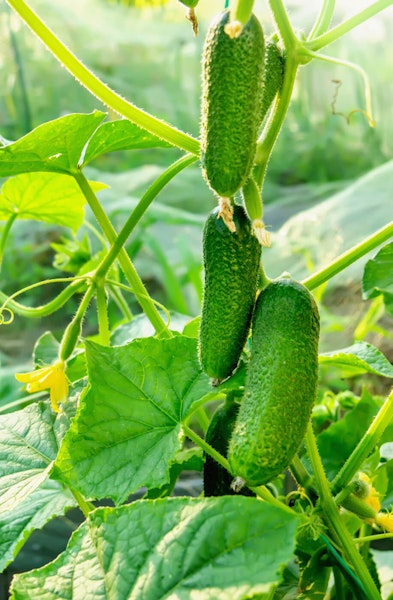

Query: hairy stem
left=74, top=172, right=172, bottom=339
left=302, top=221, right=393, bottom=291
left=95, top=154, right=197, bottom=278
left=308, top=0, right=336, bottom=40
left=305, top=422, right=382, bottom=600
left=5, top=0, right=199, bottom=154
left=308, top=0, right=393, bottom=52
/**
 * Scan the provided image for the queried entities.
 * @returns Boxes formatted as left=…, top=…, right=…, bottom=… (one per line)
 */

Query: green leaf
left=319, top=341, right=393, bottom=378
left=0, top=479, right=76, bottom=572
left=363, top=242, right=393, bottom=298
left=110, top=311, right=190, bottom=345
left=316, top=389, right=383, bottom=479
left=81, top=119, right=171, bottom=167
left=363, top=242, right=393, bottom=315
left=0, top=402, right=62, bottom=513
left=53, top=336, right=211, bottom=503
left=0, top=173, right=107, bottom=233
left=10, top=497, right=299, bottom=600
left=0, top=402, right=78, bottom=570
left=0, top=112, right=106, bottom=176
left=146, top=446, right=203, bottom=499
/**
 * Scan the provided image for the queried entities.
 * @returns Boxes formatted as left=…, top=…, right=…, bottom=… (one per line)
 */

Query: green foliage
left=1, top=1, right=393, bottom=598
left=10, top=497, right=298, bottom=600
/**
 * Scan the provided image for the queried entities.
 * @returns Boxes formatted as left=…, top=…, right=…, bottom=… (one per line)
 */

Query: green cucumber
left=259, top=40, right=285, bottom=125
left=204, top=396, right=254, bottom=497
left=200, top=10, right=265, bottom=198
left=228, top=278, right=320, bottom=487
left=199, top=204, right=261, bottom=381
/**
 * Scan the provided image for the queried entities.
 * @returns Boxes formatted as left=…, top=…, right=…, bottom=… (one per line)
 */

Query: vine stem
left=267, top=0, right=297, bottom=49
left=5, top=0, right=200, bottom=155
left=183, top=424, right=295, bottom=514
left=0, top=213, right=17, bottom=270
left=95, top=153, right=197, bottom=279
left=95, top=279, right=110, bottom=346
left=69, top=487, right=95, bottom=518
left=302, top=221, right=393, bottom=291
left=0, top=277, right=86, bottom=319
left=308, top=0, right=336, bottom=40
left=74, top=172, right=172, bottom=339
left=305, top=422, right=382, bottom=600
left=307, top=0, right=393, bottom=52
left=331, top=388, right=393, bottom=496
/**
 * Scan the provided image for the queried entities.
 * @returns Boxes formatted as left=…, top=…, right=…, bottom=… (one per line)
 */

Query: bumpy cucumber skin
left=199, top=204, right=261, bottom=381
left=200, top=11, right=265, bottom=198
left=204, top=399, right=254, bottom=497
left=228, top=278, right=320, bottom=487
left=259, top=40, right=285, bottom=125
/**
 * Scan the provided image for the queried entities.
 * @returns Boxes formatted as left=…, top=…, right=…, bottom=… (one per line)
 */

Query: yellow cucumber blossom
left=375, top=511, right=393, bottom=533
left=15, top=360, right=68, bottom=413
left=358, top=472, right=381, bottom=514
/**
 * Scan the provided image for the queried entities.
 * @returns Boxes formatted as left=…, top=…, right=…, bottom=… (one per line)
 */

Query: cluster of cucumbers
left=198, top=10, right=320, bottom=492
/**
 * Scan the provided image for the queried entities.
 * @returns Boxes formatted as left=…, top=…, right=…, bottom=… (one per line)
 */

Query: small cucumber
left=228, top=278, right=320, bottom=487
left=259, top=40, right=285, bottom=125
left=204, top=396, right=254, bottom=497
left=199, top=204, right=261, bottom=381
left=200, top=10, right=265, bottom=198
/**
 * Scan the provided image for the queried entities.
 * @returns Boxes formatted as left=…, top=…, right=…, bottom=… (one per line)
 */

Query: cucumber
left=200, top=10, right=265, bottom=198
left=228, top=278, right=320, bottom=487
left=204, top=396, right=254, bottom=497
left=199, top=204, right=261, bottom=381
left=259, top=40, right=285, bottom=125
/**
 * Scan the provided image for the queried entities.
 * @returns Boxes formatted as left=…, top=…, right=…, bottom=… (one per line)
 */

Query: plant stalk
left=302, top=221, right=393, bottom=291
left=74, top=172, right=172, bottom=339
left=305, top=422, right=382, bottom=600
left=5, top=0, right=200, bottom=155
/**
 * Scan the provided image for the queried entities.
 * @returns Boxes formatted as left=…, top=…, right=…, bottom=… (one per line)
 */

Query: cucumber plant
left=1, top=1, right=393, bottom=599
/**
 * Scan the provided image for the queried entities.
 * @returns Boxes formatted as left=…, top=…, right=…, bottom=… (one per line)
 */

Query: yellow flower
left=15, top=360, right=68, bottom=413
left=375, top=512, right=393, bottom=533
left=358, top=472, right=381, bottom=513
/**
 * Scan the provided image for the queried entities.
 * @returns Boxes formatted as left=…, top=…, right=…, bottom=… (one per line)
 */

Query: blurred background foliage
left=1, top=0, right=393, bottom=368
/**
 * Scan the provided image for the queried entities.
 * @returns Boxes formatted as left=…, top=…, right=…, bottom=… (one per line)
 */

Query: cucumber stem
left=74, top=172, right=172, bottom=339
left=305, top=422, right=382, bottom=600
left=302, top=221, right=393, bottom=292
left=5, top=0, right=200, bottom=155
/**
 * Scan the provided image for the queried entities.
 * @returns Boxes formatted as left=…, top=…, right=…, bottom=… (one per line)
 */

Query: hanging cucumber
left=228, top=278, right=320, bottom=487
left=198, top=204, right=261, bottom=382
left=204, top=395, right=254, bottom=497
left=200, top=10, right=265, bottom=198
left=259, top=39, right=285, bottom=125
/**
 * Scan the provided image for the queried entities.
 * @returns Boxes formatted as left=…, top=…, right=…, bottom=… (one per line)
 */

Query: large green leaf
left=10, top=497, right=299, bottom=600
left=0, top=479, right=75, bottom=572
left=81, top=119, right=171, bottom=166
left=53, top=336, right=211, bottom=503
left=0, top=173, right=106, bottom=232
left=0, top=403, right=62, bottom=513
left=363, top=242, right=393, bottom=315
left=319, top=341, right=393, bottom=378
left=0, top=111, right=106, bottom=176
left=0, top=402, right=77, bottom=570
